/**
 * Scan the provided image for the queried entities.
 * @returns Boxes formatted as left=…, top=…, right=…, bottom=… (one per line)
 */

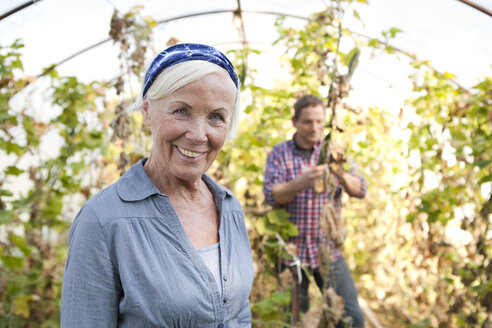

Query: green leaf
left=475, top=160, right=490, bottom=169
left=478, top=173, right=492, bottom=184
left=144, top=15, right=157, bottom=28
left=12, top=294, right=31, bottom=318
left=411, top=318, right=432, bottom=328
left=0, top=209, right=12, bottom=224
left=357, top=141, right=368, bottom=148
left=406, top=213, right=416, bottom=223
left=70, top=161, right=85, bottom=172
left=0, top=188, right=13, bottom=197
left=10, top=234, right=31, bottom=256
left=252, top=298, right=275, bottom=316
left=270, top=291, right=291, bottom=305
left=443, top=71, right=456, bottom=79
left=440, top=277, right=454, bottom=284
left=5, top=166, right=24, bottom=176
left=346, top=48, right=361, bottom=81
left=4, top=140, right=24, bottom=155
left=389, top=27, right=403, bottom=38
left=251, top=291, right=291, bottom=321
left=267, top=209, right=289, bottom=225
left=254, top=217, right=277, bottom=236
left=1, top=255, right=24, bottom=269
left=11, top=58, right=23, bottom=70
left=353, top=9, right=361, bottom=20
left=385, top=45, right=395, bottom=54
left=11, top=39, right=25, bottom=49
left=0, top=111, right=18, bottom=125
left=368, top=38, right=380, bottom=48
left=80, top=130, right=103, bottom=149
left=283, top=223, right=299, bottom=237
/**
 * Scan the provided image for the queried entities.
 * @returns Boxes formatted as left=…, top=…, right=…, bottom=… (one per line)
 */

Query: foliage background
left=0, top=1, right=490, bottom=327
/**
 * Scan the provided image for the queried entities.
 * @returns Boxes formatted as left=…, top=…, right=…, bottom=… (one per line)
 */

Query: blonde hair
left=132, top=60, right=240, bottom=141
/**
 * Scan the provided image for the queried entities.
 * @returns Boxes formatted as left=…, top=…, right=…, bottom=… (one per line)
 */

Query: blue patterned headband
left=142, top=43, right=239, bottom=99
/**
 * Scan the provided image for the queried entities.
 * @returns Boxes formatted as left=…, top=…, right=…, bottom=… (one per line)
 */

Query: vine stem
left=326, top=0, right=344, bottom=125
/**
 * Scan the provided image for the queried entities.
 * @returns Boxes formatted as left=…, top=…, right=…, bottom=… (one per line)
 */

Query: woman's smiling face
left=142, top=71, right=236, bottom=183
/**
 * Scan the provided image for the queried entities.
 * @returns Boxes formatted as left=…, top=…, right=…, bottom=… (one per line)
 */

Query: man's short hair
left=293, top=95, right=325, bottom=120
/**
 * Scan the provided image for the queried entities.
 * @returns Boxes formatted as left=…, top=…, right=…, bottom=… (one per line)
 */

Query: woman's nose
left=186, top=118, right=207, bottom=144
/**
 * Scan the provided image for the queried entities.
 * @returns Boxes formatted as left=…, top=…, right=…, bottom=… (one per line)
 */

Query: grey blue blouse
left=61, top=159, right=254, bottom=327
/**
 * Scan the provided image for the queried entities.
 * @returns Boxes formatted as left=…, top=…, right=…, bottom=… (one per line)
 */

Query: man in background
left=263, top=94, right=366, bottom=327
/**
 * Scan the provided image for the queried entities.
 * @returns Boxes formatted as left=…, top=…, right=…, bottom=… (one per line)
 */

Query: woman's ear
left=142, top=100, right=151, bottom=127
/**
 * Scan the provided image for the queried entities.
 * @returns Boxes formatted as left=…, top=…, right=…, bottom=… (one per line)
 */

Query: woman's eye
left=210, top=113, right=224, bottom=121
left=173, top=108, right=187, bottom=115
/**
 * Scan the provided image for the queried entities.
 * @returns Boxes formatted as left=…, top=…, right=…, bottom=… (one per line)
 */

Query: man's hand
left=328, top=162, right=364, bottom=197
left=298, top=164, right=326, bottom=189
left=271, top=163, right=326, bottom=205
left=328, top=161, right=344, bottom=179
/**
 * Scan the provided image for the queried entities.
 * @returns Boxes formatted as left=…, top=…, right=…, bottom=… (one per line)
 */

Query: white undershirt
left=195, top=242, right=222, bottom=295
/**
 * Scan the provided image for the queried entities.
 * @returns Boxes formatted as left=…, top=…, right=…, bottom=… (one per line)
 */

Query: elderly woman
left=61, top=43, right=254, bottom=327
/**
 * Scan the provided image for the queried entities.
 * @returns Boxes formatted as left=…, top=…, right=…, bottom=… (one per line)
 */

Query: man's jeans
left=298, top=257, right=365, bottom=328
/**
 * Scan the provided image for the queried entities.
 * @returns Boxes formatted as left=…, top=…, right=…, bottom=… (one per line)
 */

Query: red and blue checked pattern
left=264, top=137, right=367, bottom=267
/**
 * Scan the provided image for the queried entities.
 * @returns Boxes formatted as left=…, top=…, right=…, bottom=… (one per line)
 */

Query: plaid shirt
left=263, top=136, right=367, bottom=268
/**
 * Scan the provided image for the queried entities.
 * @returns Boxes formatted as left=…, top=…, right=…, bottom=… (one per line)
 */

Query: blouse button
left=223, top=275, right=227, bottom=281
left=218, top=324, right=224, bottom=328
left=223, top=297, right=227, bottom=304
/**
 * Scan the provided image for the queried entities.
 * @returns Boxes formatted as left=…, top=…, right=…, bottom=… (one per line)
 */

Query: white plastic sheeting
left=0, top=0, right=491, bottom=104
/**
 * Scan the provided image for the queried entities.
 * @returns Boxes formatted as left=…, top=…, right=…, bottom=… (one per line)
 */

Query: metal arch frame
left=0, top=3, right=470, bottom=91
left=37, top=9, right=311, bottom=77
left=455, top=0, right=492, bottom=16
left=1, top=0, right=490, bottom=22
left=0, top=0, right=43, bottom=21
left=38, top=8, right=468, bottom=91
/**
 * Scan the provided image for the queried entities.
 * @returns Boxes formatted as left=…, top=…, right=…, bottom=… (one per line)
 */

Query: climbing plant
left=0, top=39, right=107, bottom=327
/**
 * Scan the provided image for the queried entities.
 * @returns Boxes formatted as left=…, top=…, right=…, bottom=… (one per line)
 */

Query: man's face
left=292, top=104, right=325, bottom=148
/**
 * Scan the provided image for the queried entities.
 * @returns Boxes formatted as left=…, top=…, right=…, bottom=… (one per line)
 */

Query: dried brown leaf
left=110, top=112, right=131, bottom=139
left=319, top=203, right=346, bottom=248
left=109, top=10, right=127, bottom=42
left=278, top=268, right=292, bottom=289
left=115, top=76, right=124, bottom=95
left=300, top=306, right=322, bottom=327
left=286, top=242, right=298, bottom=256
left=324, top=287, right=345, bottom=318
left=167, top=37, right=180, bottom=46
left=314, top=177, right=325, bottom=193
left=328, top=139, right=346, bottom=164
left=117, top=152, right=130, bottom=172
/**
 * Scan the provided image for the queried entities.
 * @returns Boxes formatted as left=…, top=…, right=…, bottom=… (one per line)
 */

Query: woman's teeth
left=178, top=147, right=202, bottom=158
